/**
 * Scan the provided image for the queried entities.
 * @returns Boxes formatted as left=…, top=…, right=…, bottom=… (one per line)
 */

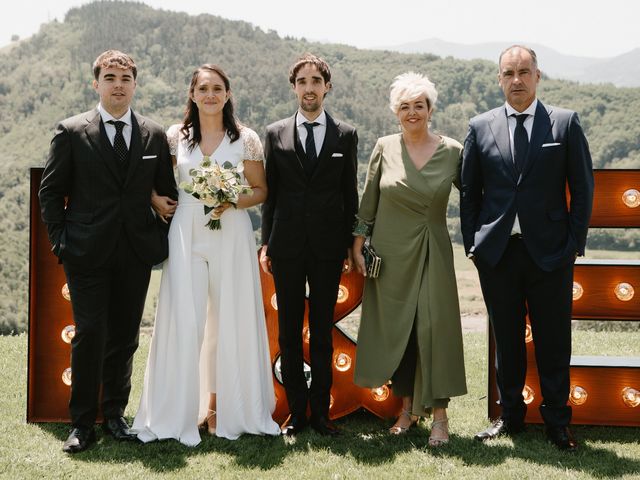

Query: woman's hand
left=211, top=202, right=233, bottom=218
left=352, top=236, right=367, bottom=277
left=151, top=190, right=177, bottom=223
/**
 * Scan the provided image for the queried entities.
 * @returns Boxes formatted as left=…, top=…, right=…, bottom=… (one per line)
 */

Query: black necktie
left=303, top=122, right=320, bottom=170
left=108, top=120, right=128, bottom=164
left=513, top=114, right=529, bottom=174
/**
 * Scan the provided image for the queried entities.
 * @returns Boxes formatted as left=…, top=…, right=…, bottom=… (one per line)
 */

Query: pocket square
left=142, top=154, right=158, bottom=159
left=541, top=142, right=561, bottom=148
left=331, top=152, right=344, bottom=158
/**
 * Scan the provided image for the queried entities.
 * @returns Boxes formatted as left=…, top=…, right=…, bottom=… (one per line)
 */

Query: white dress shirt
left=296, top=110, right=327, bottom=155
left=98, top=103, right=133, bottom=149
left=505, top=99, right=538, bottom=235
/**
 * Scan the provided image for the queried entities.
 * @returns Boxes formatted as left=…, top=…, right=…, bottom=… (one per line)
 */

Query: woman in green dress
left=352, top=72, right=467, bottom=446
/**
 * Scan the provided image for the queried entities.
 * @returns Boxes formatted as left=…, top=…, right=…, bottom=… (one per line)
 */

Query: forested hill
left=1, top=0, right=639, bottom=333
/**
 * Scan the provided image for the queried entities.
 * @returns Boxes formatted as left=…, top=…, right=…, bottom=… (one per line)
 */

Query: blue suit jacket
left=460, top=101, right=594, bottom=272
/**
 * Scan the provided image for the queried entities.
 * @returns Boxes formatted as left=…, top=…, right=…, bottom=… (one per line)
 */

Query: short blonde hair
left=389, top=72, right=437, bottom=114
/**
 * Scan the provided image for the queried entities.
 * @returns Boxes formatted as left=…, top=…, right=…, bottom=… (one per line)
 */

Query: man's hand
left=259, top=245, right=272, bottom=275
left=342, top=248, right=354, bottom=274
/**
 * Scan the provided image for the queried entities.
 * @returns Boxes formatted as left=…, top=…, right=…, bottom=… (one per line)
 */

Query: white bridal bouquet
left=179, top=157, right=252, bottom=230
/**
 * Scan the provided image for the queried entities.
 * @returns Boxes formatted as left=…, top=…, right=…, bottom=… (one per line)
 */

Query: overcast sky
left=3, top=0, right=638, bottom=58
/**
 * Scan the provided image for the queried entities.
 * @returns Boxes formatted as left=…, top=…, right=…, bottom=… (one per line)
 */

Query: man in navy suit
left=460, top=45, right=593, bottom=451
left=260, top=53, right=358, bottom=436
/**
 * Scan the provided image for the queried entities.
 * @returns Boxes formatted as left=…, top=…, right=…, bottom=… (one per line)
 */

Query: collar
left=505, top=99, right=538, bottom=118
left=296, top=110, right=326, bottom=127
left=97, top=103, right=132, bottom=126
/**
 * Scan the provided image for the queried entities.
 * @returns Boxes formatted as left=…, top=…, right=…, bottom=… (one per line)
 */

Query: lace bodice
left=167, top=124, right=264, bottom=161
left=166, top=124, right=264, bottom=205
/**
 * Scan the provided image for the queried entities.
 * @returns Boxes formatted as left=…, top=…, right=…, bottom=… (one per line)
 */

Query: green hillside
left=1, top=0, right=639, bottom=333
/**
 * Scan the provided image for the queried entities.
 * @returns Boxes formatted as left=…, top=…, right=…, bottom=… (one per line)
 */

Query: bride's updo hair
left=181, top=64, right=241, bottom=151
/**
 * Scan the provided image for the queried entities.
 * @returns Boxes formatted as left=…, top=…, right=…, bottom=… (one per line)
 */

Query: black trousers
left=63, top=232, right=151, bottom=428
left=476, top=236, right=573, bottom=428
left=271, top=249, right=343, bottom=420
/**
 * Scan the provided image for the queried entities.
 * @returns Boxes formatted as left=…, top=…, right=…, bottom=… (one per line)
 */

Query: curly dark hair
left=181, top=64, right=240, bottom=151
left=288, top=52, right=331, bottom=85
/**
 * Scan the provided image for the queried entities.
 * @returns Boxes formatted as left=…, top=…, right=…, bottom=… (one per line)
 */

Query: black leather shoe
left=281, top=414, right=308, bottom=436
left=310, top=416, right=340, bottom=436
left=102, top=416, right=138, bottom=441
left=546, top=426, right=578, bottom=452
left=474, top=418, right=525, bottom=441
left=63, top=426, right=96, bottom=454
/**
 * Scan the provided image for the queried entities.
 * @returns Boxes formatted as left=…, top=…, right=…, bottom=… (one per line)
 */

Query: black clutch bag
left=362, top=242, right=382, bottom=278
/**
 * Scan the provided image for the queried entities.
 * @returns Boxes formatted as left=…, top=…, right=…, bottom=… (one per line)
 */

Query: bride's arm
left=236, top=160, right=267, bottom=209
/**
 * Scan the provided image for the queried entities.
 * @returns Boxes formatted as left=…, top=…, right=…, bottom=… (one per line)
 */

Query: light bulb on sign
left=371, top=385, right=390, bottom=402
left=270, top=294, right=278, bottom=310
left=572, top=282, right=584, bottom=301
left=614, top=283, right=634, bottom=302
left=336, top=285, right=349, bottom=304
left=622, top=387, right=640, bottom=407
left=622, top=189, right=640, bottom=208
left=60, top=325, right=75, bottom=344
left=524, top=324, right=533, bottom=343
left=303, top=326, right=310, bottom=343
left=61, top=368, right=72, bottom=386
left=334, top=352, right=352, bottom=372
left=329, top=394, right=335, bottom=410
left=569, top=385, right=588, bottom=405
left=522, top=385, right=535, bottom=404
left=61, top=283, right=71, bottom=301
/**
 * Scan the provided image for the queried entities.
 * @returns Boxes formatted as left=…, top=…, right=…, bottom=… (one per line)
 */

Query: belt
left=510, top=233, right=523, bottom=240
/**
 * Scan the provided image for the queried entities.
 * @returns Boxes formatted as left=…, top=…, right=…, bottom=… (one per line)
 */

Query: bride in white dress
left=133, top=64, right=280, bottom=445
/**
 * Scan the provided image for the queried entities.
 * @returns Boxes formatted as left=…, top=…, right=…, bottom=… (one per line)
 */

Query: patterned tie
left=513, top=114, right=529, bottom=174
left=303, top=121, right=320, bottom=171
left=107, top=120, right=128, bottom=164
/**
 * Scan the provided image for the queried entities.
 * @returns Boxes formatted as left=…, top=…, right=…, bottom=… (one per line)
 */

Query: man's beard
left=300, top=98, right=320, bottom=113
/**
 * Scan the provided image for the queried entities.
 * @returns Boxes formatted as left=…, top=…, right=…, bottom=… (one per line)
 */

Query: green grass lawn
left=2, top=329, right=639, bottom=479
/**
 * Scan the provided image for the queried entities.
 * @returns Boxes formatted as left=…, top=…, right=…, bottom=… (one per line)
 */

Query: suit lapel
left=521, top=101, right=553, bottom=179
left=84, top=109, right=121, bottom=182
left=278, top=113, right=307, bottom=177
left=125, top=112, right=146, bottom=188
left=488, top=108, right=518, bottom=182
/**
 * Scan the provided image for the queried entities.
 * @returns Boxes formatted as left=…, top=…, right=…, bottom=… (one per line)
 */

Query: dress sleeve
left=166, top=124, right=181, bottom=156
left=452, top=141, right=463, bottom=191
left=353, top=139, right=383, bottom=237
left=242, top=127, right=264, bottom=162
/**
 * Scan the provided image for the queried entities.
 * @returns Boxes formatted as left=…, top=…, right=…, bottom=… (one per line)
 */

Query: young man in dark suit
left=260, top=53, right=358, bottom=436
left=460, top=45, right=594, bottom=451
left=39, top=50, right=177, bottom=453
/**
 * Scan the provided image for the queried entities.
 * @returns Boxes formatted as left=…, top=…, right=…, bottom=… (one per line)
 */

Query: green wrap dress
left=354, top=133, right=467, bottom=415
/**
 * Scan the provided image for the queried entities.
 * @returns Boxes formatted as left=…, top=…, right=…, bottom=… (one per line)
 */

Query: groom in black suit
left=260, top=53, right=358, bottom=436
left=460, top=45, right=593, bottom=451
left=39, top=50, right=177, bottom=453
